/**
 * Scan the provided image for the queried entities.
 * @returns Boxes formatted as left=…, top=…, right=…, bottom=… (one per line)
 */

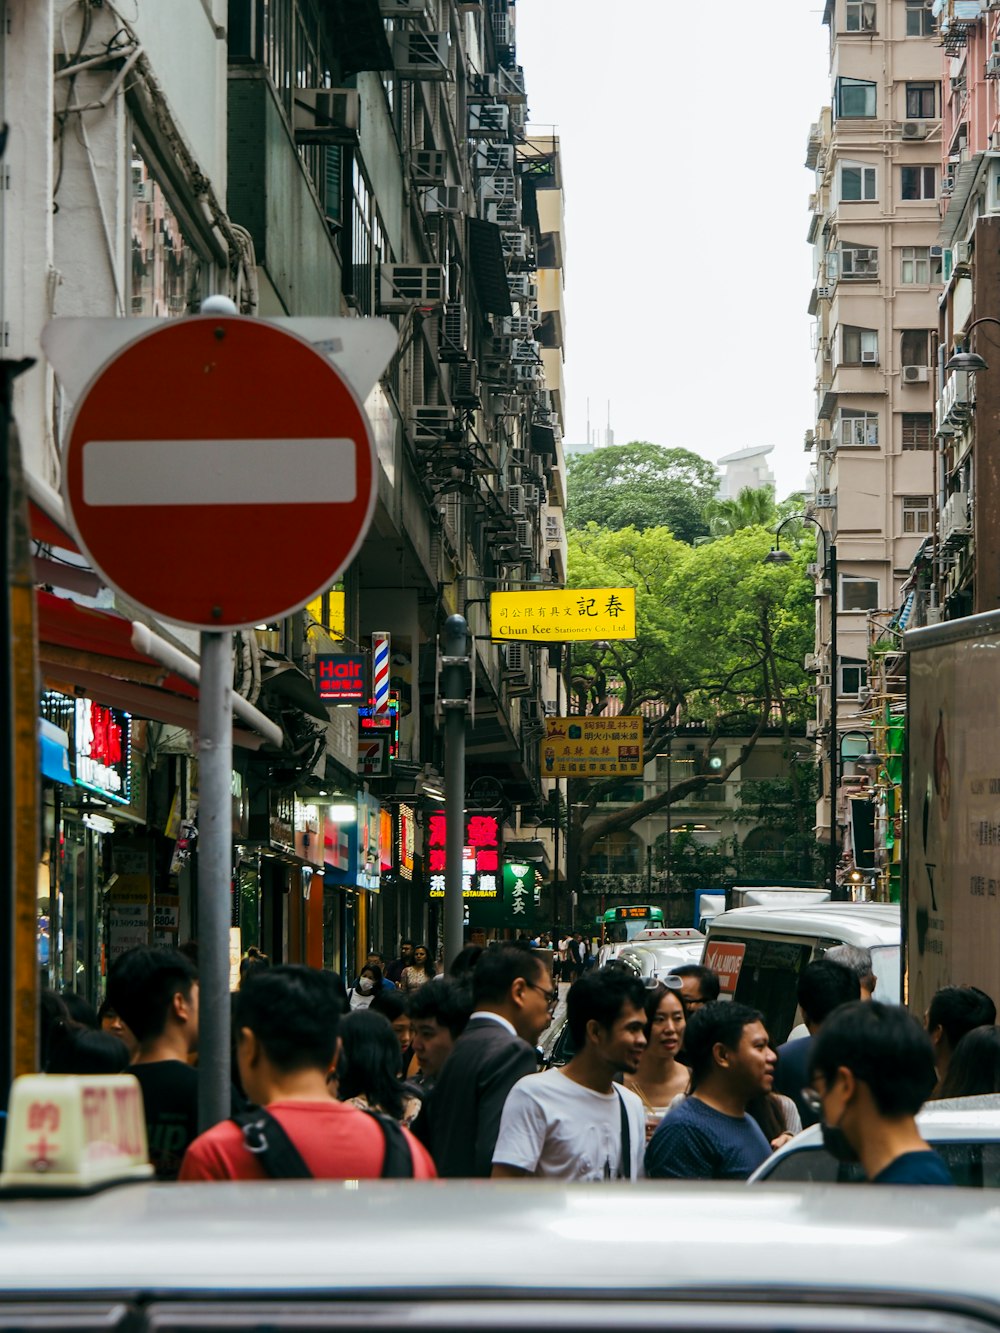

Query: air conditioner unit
left=411, top=149, right=447, bottom=186
left=515, top=519, right=533, bottom=553
left=393, top=31, right=450, bottom=80
left=507, top=485, right=526, bottom=514
left=449, top=361, right=480, bottom=406
left=439, top=302, right=467, bottom=361
left=902, top=365, right=929, bottom=384
left=816, top=492, right=835, bottom=509
left=468, top=102, right=510, bottom=138
left=500, top=316, right=535, bottom=338
left=902, top=121, right=929, bottom=140
left=941, top=489, right=973, bottom=542
left=484, top=335, right=516, bottom=364
left=543, top=699, right=559, bottom=717
left=424, top=186, right=463, bottom=214
left=804, top=653, right=823, bottom=674
left=988, top=54, right=1000, bottom=76
left=816, top=285, right=833, bottom=300
left=954, top=240, right=972, bottom=266
left=806, top=563, right=820, bottom=579
left=486, top=199, right=521, bottom=229
left=860, top=349, right=879, bottom=364
left=291, top=89, right=360, bottom=145
left=476, top=144, right=516, bottom=175
left=377, top=263, right=446, bottom=313
left=806, top=720, right=821, bottom=739
left=522, top=700, right=544, bottom=723
left=379, top=0, right=427, bottom=13
left=479, top=174, right=518, bottom=202
left=501, top=230, right=529, bottom=262
left=511, top=338, right=540, bottom=363
left=508, top=274, right=532, bottom=300
left=804, top=429, right=815, bottom=451
left=504, top=642, right=527, bottom=675
left=497, top=65, right=527, bottom=103
left=411, top=406, right=462, bottom=445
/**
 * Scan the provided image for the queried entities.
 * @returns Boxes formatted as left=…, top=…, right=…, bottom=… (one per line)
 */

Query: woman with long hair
left=400, top=944, right=437, bottom=992
left=348, top=963, right=385, bottom=1010
left=937, top=1025, right=1000, bottom=1098
left=335, top=1008, right=421, bottom=1126
left=623, top=981, right=689, bottom=1142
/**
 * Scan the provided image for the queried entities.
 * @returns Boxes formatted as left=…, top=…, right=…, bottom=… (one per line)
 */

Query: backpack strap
left=613, top=1086, right=632, bottom=1181
left=364, top=1109, right=414, bottom=1179
left=232, top=1108, right=312, bottom=1179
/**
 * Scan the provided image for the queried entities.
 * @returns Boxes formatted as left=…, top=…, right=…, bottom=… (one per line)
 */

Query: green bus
left=600, top=904, right=664, bottom=943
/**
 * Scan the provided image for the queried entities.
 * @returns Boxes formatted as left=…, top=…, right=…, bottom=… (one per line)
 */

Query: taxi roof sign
left=0, top=1074, right=153, bottom=1192
left=631, top=927, right=704, bottom=942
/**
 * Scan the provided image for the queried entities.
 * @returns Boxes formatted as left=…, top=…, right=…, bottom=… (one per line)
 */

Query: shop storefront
left=323, top=791, right=381, bottom=978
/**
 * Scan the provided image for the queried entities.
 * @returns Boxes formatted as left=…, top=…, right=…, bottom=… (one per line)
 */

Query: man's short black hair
left=668, top=964, right=721, bottom=1002
left=106, top=947, right=198, bottom=1042
left=683, top=1001, right=764, bottom=1088
left=408, top=979, right=472, bottom=1038
left=369, top=987, right=409, bottom=1024
left=928, top=985, right=997, bottom=1050
left=472, top=942, right=545, bottom=1006
left=809, top=1000, right=937, bottom=1116
left=234, top=965, right=345, bottom=1072
left=797, top=958, right=861, bottom=1026
left=566, top=967, right=647, bottom=1046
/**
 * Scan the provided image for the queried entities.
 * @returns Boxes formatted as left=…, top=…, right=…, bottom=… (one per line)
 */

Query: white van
left=701, top=902, right=900, bottom=1044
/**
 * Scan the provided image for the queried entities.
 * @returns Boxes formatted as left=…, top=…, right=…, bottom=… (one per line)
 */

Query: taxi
left=4, top=1075, right=1000, bottom=1332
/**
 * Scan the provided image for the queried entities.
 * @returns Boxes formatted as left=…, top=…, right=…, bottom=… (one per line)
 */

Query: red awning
left=29, top=500, right=80, bottom=554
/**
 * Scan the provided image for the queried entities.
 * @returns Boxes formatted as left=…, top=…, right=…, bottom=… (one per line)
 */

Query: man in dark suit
left=775, top=958, right=860, bottom=1127
left=423, top=943, right=555, bottom=1177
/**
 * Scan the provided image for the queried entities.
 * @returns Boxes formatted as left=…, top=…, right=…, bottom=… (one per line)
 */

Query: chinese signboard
left=541, top=716, right=644, bottom=778
left=316, top=653, right=366, bottom=703
left=504, top=862, right=537, bottom=926
left=489, top=588, right=636, bottom=642
left=428, top=812, right=501, bottom=899
left=357, top=691, right=399, bottom=774
left=74, top=699, right=132, bottom=804
left=398, top=804, right=415, bottom=880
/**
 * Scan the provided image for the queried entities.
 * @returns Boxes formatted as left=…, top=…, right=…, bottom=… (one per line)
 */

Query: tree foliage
left=566, top=442, right=718, bottom=543
left=703, top=486, right=778, bottom=539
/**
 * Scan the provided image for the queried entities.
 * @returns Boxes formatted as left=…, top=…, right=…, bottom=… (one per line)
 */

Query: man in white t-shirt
left=491, top=967, right=648, bottom=1181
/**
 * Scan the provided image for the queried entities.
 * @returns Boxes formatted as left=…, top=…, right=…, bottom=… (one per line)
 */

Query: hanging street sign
left=489, top=587, right=636, bottom=642
left=315, top=654, right=366, bottom=704
left=62, top=316, right=382, bottom=631
left=541, top=715, right=644, bottom=778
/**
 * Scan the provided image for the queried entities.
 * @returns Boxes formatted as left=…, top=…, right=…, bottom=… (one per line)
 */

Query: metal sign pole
left=441, top=615, right=469, bottom=972
left=197, top=629, right=234, bottom=1132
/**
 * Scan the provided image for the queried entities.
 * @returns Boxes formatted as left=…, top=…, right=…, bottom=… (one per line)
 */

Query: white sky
left=515, top=1, right=831, bottom=500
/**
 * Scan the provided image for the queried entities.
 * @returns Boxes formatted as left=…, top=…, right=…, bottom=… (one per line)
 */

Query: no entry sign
left=62, top=316, right=378, bottom=630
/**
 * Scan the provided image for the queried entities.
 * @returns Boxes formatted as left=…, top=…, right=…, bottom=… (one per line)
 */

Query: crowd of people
left=31, top=938, right=1000, bottom=1186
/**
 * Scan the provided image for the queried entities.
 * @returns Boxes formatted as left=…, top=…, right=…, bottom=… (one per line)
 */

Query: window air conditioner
left=902, top=365, right=929, bottom=384
left=411, top=150, right=447, bottom=186
left=543, top=700, right=559, bottom=717
left=816, top=286, right=833, bottom=300
left=377, top=263, right=447, bottom=313
left=504, top=643, right=527, bottom=675
left=860, top=349, right=879, bottom=364
left=393, top=31, right=451, bottom=80
left=291, top=90, right=360, bottom=145
left=449, top=361, right=480, bottom=407
left=989, top=54, right=1000, bottom=76
left=806, top=720, right=821, bottom=739
left=954, top=241, right=972, bottom=266
left=804, top=653, right=823, bottom=674
left=902, top=121, right=929, bottom=140
left=424, top=186, right=463, bottom=214
left=468, top=102, right=511, bottom=138
left=411, top=406, right=463, bottom=445
left=476, top=144, right=516, bottom=175
left=439, top=302, right=467, bottom=361
left=500, top=316, right=535, bottom=338
left=380, top=0, right=428, bottom=13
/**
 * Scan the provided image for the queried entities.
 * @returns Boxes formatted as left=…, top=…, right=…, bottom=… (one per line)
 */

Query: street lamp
left=764, top=514, right=838, bottom=896
left=943, top=315, right=1000, bottom=374
left=839, top=729, right=879, bottom=773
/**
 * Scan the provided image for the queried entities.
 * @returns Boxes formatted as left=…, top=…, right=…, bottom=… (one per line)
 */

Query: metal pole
left=441, top=614, right=469, bottom=971
left=829, top=543, right=839, bottom=897
left=665, top=732, right=672, bottom=902
left=197, top=629, right=233, bottom=1132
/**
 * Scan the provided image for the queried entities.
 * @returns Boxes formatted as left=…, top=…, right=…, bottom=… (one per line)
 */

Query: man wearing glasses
left=668, top=964, right=721, bottom=1015
left=492, top=968, right=648, bottom=1180
left=422, top=943, right=554, bottom=1177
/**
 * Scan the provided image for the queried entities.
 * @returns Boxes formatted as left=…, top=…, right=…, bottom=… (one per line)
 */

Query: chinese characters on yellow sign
left=489, top=588, right=636, bottom=642
left=541, top=716, right=644, bottom=778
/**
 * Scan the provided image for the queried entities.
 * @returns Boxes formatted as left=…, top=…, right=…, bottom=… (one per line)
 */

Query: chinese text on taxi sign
left=541, top=715, right=644, bottom=778
left=490, top=588, right=636, bottom=642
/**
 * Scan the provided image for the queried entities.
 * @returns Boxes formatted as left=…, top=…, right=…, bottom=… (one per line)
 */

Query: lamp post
left=764, top=515, right=838, bottom=896
left=943, top=315, right=1000, bottom=374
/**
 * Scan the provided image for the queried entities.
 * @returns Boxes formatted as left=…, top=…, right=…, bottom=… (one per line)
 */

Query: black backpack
left=232, top=1105, right=414, bottom=1179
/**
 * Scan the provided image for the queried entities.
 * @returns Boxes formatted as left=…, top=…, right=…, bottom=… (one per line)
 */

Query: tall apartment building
left=806, top=0, right=942, bottom=872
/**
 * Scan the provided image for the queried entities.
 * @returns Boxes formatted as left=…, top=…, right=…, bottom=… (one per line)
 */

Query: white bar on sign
left=82, top=438, right=357, bottom=506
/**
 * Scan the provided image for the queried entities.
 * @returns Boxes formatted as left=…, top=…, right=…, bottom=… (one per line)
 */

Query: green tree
left=564, top=524, right=816, bottom=882
left=566, top=443, right=718, bottom=543
left=703, top=485, right=778, bottom=539
left=733, top=765, right=825, bottom=884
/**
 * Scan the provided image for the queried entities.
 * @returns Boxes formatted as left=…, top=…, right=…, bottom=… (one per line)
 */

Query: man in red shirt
left=179, top=965, right=435, bottom=1181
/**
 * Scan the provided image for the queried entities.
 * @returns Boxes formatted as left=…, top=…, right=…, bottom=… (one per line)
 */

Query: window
left=901, top=165, right=936, bottom=200
left=900, top=329, right=932, bottom=366
left=840, top=575, right=880, bottom=611
left=129, top=146, right=205, bottom=318
left=836, top=77, right=877, bottom=118
left=839, top=657, right=869, bottom=695
left=840, top=162, right=877, bottom=201
left=906, top=83, right=937, bottom=119
left=842, top=326, right=879, bottom=364
left=839, top=411, right=879, bottom=447
left=905, top=0, right=935, bottom=36
left=900, top=246, right=930, bottom=284
left=840, top=245, right=878, bottom=278
left=903, top=495, right=932, bottom=534
left=902, top=413, right=933, bottom=450
left=846, top=0, right=877, bottom=30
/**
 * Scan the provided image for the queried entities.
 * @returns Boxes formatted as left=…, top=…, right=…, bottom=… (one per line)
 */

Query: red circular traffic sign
left=63, top=316, right=377, bottom=630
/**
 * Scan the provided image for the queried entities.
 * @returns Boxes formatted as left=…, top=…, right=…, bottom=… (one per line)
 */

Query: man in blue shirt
left=645, top=1002, right=776, bottom=1180
left=807, top=1001, right=952, bottom=1185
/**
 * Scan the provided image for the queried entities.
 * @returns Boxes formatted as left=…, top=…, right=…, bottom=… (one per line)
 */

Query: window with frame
left=345, top=157, right=386, bottom=316
left=842, top=326, right=879, bottom=364
left=902, top=413, right=933, bottom=450
left=840, top=162, right=877, bottom=201
left=836, top=77, right=878, bottom=118
left=900, top=246, right=930, bottom=284
left=900, top=329, right=932, bottom=366
left=840, top=244, right=879, bottom=278
left=846, top=0, right=877, bottom=31
left=839, top=411, right=879, bottom=447
left=905, top=0, right=935, bottom=36
left=902, top=495, right=932, bottom=534
left=840, top=575, right=880, bottom=612
left=901, top=165, right=936, bottom=200
left=129, top=146, right=205, bottom=318
left=905, top=83, right=937, bottom=119
left=838, top=658, right=869, bottom=695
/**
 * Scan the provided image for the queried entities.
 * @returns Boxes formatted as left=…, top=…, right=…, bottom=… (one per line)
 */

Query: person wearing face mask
left=349, top=965, right=384, bottom=1010
left=805, top=1000, right=953, bottom=1185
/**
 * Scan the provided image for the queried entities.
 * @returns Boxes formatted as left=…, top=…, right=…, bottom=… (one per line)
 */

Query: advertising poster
left=490, top=588, right=636, bottom=642
left=540, top=715, right=644, bottom=778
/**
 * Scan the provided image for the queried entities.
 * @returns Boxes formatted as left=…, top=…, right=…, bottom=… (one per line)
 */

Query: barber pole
left=372, top=632, right=391, bottom=715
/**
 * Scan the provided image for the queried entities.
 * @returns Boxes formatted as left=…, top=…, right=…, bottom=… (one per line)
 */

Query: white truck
left=905, top=609, right=1000, bottom=1017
